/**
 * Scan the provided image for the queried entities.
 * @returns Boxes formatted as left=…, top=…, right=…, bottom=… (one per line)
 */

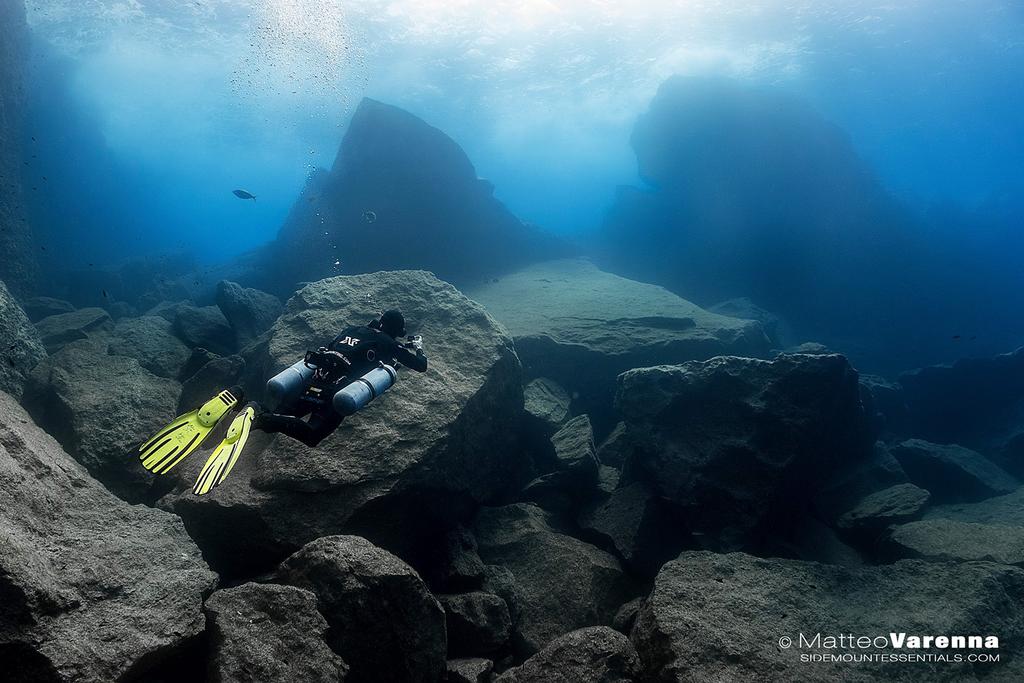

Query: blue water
left=22, top=1, right=1021, bottom=264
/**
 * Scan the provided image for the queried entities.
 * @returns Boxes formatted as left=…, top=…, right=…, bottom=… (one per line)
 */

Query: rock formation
left=0, top=391, right=215, bottom=681
left=257, top=98, right=566, bottom=295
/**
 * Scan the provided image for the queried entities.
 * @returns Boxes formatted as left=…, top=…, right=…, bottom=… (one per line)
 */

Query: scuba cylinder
left=266, top=358, right=315, bottom=407
left=333, top=364, right=398, bottom=416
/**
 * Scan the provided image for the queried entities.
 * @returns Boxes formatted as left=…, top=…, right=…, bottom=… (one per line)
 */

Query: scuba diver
left=138, top=309, right=427, bottom=496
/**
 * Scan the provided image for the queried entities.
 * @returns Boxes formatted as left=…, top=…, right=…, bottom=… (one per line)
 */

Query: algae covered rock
left=0, top=279, right=46, bottom=399
left=205, top=582, right=349, bottom=683
left=170, top=270, right=527, bottom=575
left=277, top=535, right=445, bottom=683
left=0, top=391, right=215, bottom=682
left=633, top=550, right=1024, bottom=682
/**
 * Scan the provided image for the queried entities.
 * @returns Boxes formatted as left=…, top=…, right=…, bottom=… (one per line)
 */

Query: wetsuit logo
left=338, top=336, right=360, bottom=347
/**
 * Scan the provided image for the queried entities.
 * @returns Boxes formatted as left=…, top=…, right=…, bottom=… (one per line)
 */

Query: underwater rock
left=173, top=304, right=236, bottom=355
left=205, top=582, right=349, bottom=683
left=924, top=486, right=1024, bottom=527
left=891, top=439, right=1018, bottom=503
left=813, top=442, right=909, bottom=523
left=617, top=353, right=872, bottom=550
left=859, top=373, right=910, bottom=436
left=176, top=354, right=245, bottom=414
left=470, top=259, right=770, bottom=431
left=21, top=295, right=75, bottom=322
left=177, top=346, right=220, bottom=381
left=520, top=415, right=600, bottom=512
left=215, top=280, right=283, bottom=348
left=612, top=598, right=643, bottom=636
left=784, top=517, right=864, bottom=567
left=523, top=377, right=571, bottom=433
left=598, top=77, right=937, bottom=372
left=439, top=591, right=512, bottom=657
left=474, top=503, right=634, bottom=655
left=495, top=626, right=642, bottom=683
left=596, top=422, right=631, bottom=470
left=709, top=297, right=787, bottom=347
left=23, top=338, right=180, bottom=501
left=261, top=97, right=566, bottom=295
left=887, top=519, right=1024, bottom=566
left=577, top=481, right=688, bottom=579
left=146, top=299, right=192, bottom=323
left=169, top=270, right=526, bottom=576
left=0, top=390, right=215, bottom=682
left=33, top=306, right=112, bottom=353
left=0, top=280, right=46, bottom=399
left=837, top=483, right=931, bottom=531
left=277, top=535, right=446, bottom=683
left=446, top=658, right=494, bottom=683
left=430, top=525, right=487, bottom=592
left=0, top=0, right=37, bottom=294
left=633, top=551, right=1024, bottom=682
left=107, top=315, right=191, bottom=379
left=900, top=348, right=1024, bottom=450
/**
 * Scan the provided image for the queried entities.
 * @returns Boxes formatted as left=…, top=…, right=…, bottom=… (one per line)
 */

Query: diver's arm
left=395, top=343, right=427, bottom=372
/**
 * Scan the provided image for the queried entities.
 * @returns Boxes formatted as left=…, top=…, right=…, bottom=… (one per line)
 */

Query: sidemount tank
left=266, top=358, right=315, bottom=407
left=333, top=364, right=398, bottom=416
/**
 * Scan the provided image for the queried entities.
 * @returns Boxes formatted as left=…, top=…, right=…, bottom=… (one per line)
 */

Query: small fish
left=952, top=335, right=961, bottom=340
left=232, top=189, right=257, bottom=201
left=102, top=289, right=108, bottom=299
left=363, top=210, right=377, bottom=223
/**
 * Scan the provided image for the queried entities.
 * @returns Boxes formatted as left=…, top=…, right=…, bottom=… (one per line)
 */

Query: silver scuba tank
left=333, top=364, right=398, bottom=416
left=266, top=358, right=315, bottom=406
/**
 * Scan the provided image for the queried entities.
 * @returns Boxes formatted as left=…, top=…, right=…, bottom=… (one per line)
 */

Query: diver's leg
left=253, top=411, right=325, bottom=446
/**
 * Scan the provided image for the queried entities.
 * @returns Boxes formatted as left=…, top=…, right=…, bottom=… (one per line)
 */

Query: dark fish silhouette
left=233, top=189, right=257, bottom=201
left=952, top=335, right=961, bottom=340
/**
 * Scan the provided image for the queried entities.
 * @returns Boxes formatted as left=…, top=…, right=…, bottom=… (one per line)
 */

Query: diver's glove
left=408, top=335, right=423, bottom=352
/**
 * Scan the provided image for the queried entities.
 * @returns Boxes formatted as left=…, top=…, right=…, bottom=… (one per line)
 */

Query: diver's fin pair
left=138, top=388, right=255, bottom=496
left=193, top=406, right=255, bottom=496
left=139, top=389, right=241, bottom=474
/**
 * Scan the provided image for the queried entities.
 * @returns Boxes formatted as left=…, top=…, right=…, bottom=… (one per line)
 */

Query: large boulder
left=258, top=97, right=565, bottom=294
left=616, top=354, right=872, bottom=549
left=438, top=591, right=512, bottom=657
left=633, top=551, right=1024, bottom=682
left=215, top=280, right=282, bottom=347
left=205, top=582, right=349, bottom=683
left=473, top=504, right=634, bottom=655
left=469, top=259, right=771, bottom=429
left=20, top=296, right=74, bottom=322
left=107, top=315, right=191, bottom=379
left=891, top=439, right=1018, bottom=503
left=23, top=339, right=180, bottom=501
left=173, top=304, right=236, bottom=355
left=33, top=307, right=112, bottom=353
left=168, top=270, right=526, bottom=575
left=0, top=279, right=46, bottom=399
left=496, top=626, right=641, bottom=683
left=887, top=519, right=1024, bottom=566
left=177, top=354, right=245, bottom=414
left=837, top=483, right=931, bottom=531
left=577, top=481, right=689, bottom=578
left=276, top=535, right=445, bottom=683
left=924, top=486, right=1024, bottom=527
left=0, top=390, right=216, bottom=681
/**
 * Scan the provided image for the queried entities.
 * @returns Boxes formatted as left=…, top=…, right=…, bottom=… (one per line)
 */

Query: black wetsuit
left=256, top=323, right=428, bottom=446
